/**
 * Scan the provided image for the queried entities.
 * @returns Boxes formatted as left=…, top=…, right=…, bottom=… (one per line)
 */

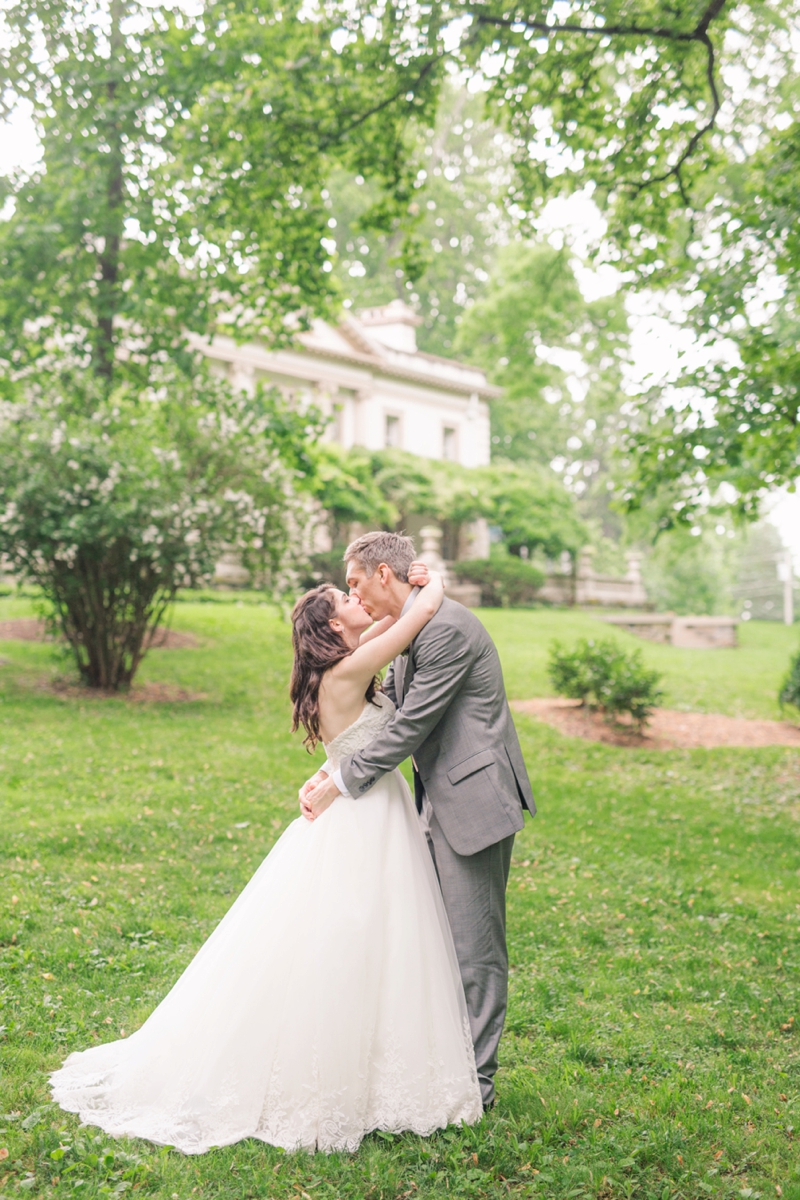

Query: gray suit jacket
left=339, top=597, right=535, bottom=855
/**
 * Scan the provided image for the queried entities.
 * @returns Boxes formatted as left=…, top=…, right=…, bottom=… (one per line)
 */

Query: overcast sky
left=1, top=102, right=797, bottom=571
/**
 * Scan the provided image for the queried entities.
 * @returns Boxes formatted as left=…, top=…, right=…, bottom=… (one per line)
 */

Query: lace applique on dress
left=323, top=691, right=395, bottom=771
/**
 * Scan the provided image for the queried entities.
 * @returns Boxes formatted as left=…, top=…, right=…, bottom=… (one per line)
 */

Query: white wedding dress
left=51, top=693, right=482, bottom=1154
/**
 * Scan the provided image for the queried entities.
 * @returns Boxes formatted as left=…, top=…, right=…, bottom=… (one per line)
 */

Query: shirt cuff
left=331, top=768, right=351, bottom=798
left=320, top=759, right=330, bottom=776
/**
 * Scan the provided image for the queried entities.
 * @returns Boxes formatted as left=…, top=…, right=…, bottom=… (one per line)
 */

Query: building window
left=442, top=426, right=457, bottom=461
left=385, top=414, right=401, bottom=449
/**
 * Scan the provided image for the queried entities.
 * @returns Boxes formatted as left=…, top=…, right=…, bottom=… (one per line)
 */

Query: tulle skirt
left=51, top=769, right=482, bottom=1153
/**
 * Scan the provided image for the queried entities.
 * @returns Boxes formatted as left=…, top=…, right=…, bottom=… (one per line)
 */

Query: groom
left=300, top=531, right=535, bottom=1109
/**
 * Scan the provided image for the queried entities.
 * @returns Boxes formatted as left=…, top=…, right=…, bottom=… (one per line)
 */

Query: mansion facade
left=192, top=299, right=497, bottom=564
left=194, top=300, right=651, bottom=609
left=193, top=299, right=497, bottom=469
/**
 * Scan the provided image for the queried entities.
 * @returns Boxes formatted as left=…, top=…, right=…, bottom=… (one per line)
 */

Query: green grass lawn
left=1, top=596, right=799, bottom=1200
left=481, top=608, right=800, bottom=720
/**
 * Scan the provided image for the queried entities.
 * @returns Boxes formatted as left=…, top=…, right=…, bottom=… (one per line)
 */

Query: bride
left=51, top=565, right=482, bottom=1154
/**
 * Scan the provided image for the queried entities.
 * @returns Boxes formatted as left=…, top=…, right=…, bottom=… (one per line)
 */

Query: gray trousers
left=422, top=797, right=514, bottom=1107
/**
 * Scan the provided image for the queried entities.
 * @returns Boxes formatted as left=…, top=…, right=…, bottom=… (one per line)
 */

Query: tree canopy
left=0, top=0, right=442, bottom=391
left=621, top=119, right=800, bottom=524
left=3, top=0, right=795, bottom=529
left=453, top=243, right=629, bottom=545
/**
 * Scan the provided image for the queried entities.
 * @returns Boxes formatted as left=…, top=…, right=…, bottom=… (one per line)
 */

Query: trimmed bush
left=0, top=370, right=313, bottom=690
left=451, top=557, right=545, bottom=608
left=548, top=637, right=663, bottom=731
left=779, top=647, right=800, bottom=714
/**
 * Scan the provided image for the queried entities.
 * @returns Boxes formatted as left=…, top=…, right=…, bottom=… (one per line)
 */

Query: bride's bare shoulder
left=317, top=667, right=365, bottom=736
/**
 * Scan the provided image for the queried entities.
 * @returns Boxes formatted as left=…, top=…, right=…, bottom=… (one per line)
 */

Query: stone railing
left=603, top=612, right=739, bottom=648
left=538, top=547, right=649, bottom=609
left=417, top=530, right=651, bottom=610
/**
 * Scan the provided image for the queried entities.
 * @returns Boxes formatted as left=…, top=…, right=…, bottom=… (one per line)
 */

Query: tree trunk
left=49, top=546, right=173, bottom=690
left=94, top=0, right=125, bottom=386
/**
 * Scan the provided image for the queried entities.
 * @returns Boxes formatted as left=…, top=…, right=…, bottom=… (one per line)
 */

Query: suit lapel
left=402, top=642, right=416, bottom=700
left=393, top=653, right=406, bottom=701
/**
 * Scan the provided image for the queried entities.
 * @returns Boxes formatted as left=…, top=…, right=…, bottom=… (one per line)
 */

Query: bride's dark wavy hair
left=290, top=584, right=379, bottom=751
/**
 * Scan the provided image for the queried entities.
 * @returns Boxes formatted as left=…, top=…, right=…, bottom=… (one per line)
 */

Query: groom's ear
left=377, top=563, right=392, bottom=586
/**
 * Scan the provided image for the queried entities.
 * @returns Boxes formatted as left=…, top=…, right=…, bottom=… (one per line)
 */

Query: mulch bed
left=45, top=678, right=207, bottom=703
left=0, top=618, right=198, bottom=649
left=511, top=697, right=800, bottom=749
left=0, top=619, right=204, bottom=700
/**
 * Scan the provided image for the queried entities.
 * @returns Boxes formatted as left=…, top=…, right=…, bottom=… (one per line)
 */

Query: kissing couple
left=52, top=531, right=535, bottom=1154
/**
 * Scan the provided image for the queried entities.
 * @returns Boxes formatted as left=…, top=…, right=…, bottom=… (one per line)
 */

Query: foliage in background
left=455, top=242, right=630, bottom=537
left=633, top=520, right=796, bottom=620
left=637, top=523, right=738, bottom=616
left=317, top=448, right=588, bottom=557
left=548, top=637, right=663, bottom=730
left=328, top=82, right=514, bottom=355
left=0, top=0, right=444, bottom=393
left=732, top=521, right=798, bottom=622
left=3, top=0, right=794, bottom=535
left=478, top=459, right=587, bottom=557
left=0, top=369, right=316, bottom=689
left=441, top=0, right=795, bottom=526
left=779, top=645, right=800, bottom=715
left=622, top=120, right=800, bottom=524
left=306, top=444, right=395, bottom=541
left=328, top=99, right=637, bottom=555
left=451, top=555, right=545, bottom=607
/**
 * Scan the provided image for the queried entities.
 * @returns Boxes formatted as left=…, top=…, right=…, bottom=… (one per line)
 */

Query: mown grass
left=1, top=595, right=799, bottom=1200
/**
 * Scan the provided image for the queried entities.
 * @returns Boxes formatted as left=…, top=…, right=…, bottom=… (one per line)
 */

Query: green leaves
left=778, top=646, right=800, bottom=714
left=451, top=556, right=546, bottom=606
left=622, top=117, right=800, bottom=522
left=316, top=447, right=587, bottom=556
left=454, top=242, right=630, bottom=543
left=452, top=0, right=742, bottom=257
left=548, top=636, right=663, bottom=729
left=0, top=0, right=444, bottom=390
left=0, top=367, right=316, bottom=687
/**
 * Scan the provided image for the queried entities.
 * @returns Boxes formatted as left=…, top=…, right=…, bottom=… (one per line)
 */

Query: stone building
left=194, top=299, right=650, bottom=608
left=193, top=298, right=496, bottom=562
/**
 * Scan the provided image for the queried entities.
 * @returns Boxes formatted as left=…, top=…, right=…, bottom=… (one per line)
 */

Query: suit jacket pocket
left=447, top=748, right=495, bottom=786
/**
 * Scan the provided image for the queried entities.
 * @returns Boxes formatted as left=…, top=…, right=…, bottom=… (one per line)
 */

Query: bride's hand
left=408, top=561, right=445, bottom=590
left=299, top=769, right=327, bottom=820
left=306, top=773, right=340, bottom=820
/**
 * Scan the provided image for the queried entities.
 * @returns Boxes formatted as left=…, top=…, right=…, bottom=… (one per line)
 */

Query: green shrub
left=0, top=369, right=313, bottom=690
left=451, top=556, right=546, bottom=608
left=779, top=647, right=800, bottom=714
left=548, top=637, right=663, bottom=731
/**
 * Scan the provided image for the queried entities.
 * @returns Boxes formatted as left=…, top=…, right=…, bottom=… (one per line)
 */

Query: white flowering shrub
left=0, top=369, right=317, bottom=690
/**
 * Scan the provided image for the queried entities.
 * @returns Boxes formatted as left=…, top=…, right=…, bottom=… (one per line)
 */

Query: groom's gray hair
left=344, top=531, right=416, bottom=582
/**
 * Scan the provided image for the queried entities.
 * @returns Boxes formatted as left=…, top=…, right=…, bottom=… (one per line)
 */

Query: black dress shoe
left=482, top=1097, right=495, bottom=1112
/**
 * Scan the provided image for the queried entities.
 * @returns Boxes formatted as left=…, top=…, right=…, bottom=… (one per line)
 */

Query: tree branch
left=316, top=53, right=439, bottom=150
left=475, top=0, right=728, bottom=193
left=633, top=28, right=720, bottom=199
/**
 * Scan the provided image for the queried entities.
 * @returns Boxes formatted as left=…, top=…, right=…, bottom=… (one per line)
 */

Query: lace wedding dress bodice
left=323, top=691, right=395, bottom=771
left=51, top=686, right=481, bottom=1155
